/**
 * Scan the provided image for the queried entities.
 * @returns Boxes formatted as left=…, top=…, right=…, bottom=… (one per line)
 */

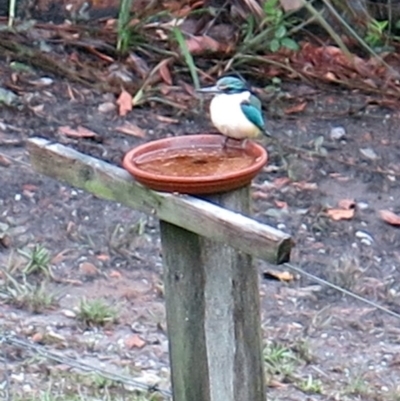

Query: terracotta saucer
left=122, top=134, right=268, bottom=195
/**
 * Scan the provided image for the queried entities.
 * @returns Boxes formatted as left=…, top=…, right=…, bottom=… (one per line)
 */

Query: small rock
left=355, top=230, right=374, bottom=245
left=62, top=309, right=76, bottom=318
left=22, top=384, right=32, bottom=392
left=330, top=126, right=346, bottom=140
left=0, top=87, right=18, bottom=106
left=14, top=194, right=21, bottom=201
left=29, top=77, right=53, bottom=86
left=360, top=147, right=378, bottom=160
left=11, top=373, right=24, bottom=382
left=98, top=102, right=116, bottom=113
left=357, top=202, right=369, bottom=210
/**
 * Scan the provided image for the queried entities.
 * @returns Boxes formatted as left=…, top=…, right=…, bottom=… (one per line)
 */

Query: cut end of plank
left=277, top=237, right=293, bottom=264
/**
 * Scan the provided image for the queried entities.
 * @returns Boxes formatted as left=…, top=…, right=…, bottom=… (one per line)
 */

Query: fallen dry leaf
left=284, top=102, right=307, bottom=114
left=181, top=81, right=196, bottom=97
left=96, top=253, right=110, bottom=262
left=125, top=334, right=146, bottom=349
left=326, top=208, right=354, bottom=221
left=379, top=210, right=400, bottom=226
left=109, top=270, right=122, bottom=279
left=31, top=332, right=44, bottom=343
left=0, top=154, right=11, bottom=167
left=58, top=125, right=98, bottom=138
left=159, top=59, right=173, bottom=85
left=185, top=35, right=223, bottom=55
left=252, top=191, right=269, bottom=200
left=324, top=71, right=337, bottom=81
left=274, top=200, right=288, bottom=209
left=292, top=181, right=318, bottom=190
left=156, top=115, right=179, bottom=124
left=280, top=0, right=304, bottom=11
left=273, top=177, right=291, bottom=189
left=263, top=270, right=294, bottom=282
left=79, top=262, right=99, bottom=277
left=116, top=89, right=132, bottom=116
left=116, top=122, right=146, bottom=138
left=22, top=184, right=38, bottom=192
left=268, top=378, right=288, bottom=388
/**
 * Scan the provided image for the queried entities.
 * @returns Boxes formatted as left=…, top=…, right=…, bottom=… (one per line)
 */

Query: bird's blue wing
left=240, top=96, right=265, bottom=133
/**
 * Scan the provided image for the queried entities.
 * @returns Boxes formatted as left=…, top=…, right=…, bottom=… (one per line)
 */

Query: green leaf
left=269, top=38, right=281, bottom=52
left=281, top=37, right=299, bottom=51
left=275, top=25, right=287, bottom=39
left=172, top=27, right=200, bottom=90
left=263, top=0, right=279, bottom=14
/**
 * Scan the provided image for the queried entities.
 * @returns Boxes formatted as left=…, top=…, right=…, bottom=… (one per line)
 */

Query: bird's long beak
left=196, top=85, right=220, bottom=93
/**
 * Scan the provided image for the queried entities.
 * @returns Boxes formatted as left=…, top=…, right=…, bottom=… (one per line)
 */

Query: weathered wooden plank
left=160, top=222, right=211, bottom=401
left=160, top=186, right=265, bottom=401
left=27, top=137, right=292, bottom=264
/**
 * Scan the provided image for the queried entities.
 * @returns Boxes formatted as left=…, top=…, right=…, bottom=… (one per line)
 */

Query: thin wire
left=1, top=334, right=172, bottom=398
left=0, top=262, right=399, bottom=401
left=283, top=262, right=400, bottom=320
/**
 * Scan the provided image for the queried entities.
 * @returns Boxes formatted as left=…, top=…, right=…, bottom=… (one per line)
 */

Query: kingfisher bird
left=197, top=76, right=270, bottom=145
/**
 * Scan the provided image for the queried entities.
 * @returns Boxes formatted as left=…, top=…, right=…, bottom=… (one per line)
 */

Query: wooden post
left=160, top=186, right=265, bottom=401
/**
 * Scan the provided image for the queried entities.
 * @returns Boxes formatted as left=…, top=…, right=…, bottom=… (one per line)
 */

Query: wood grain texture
left=160, top=186, right=265, bottom=401
left=27, top=137, right=292, bottom=264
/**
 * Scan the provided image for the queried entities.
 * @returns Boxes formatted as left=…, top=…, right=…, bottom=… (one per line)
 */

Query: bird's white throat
left=209, top=91, right=261, bottom=140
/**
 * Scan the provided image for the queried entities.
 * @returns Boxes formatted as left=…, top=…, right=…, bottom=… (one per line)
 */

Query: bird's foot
left=222, top=137, right=246, bottom=151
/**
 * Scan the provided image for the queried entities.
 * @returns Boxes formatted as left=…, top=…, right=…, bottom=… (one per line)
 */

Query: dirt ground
left=2, top=58, right=400, bottom=401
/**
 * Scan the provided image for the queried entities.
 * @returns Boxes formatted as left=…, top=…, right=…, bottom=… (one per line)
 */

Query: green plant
left=292, top=339, right=314, bottom=363
left=327, top=253, right=362, bottom=291
left=263, top=0, right=299, bottom=52
left=343, top=374, right=371, bottom=397
left=19, top=244, right=52, bottom=277
left=240, top=0, right=298, bottom=53
left=117, top=0, right=134, bottom=53
left=8, top=0, right=15, bottom=27
left=365, top=19, right=388, bottom=47
left=296, top=374, right=323, bottom=394
left=263, top=342, right=298, bottom=378
left=0, top=271, right=57, bottom=313
left=172, top=27, right=200, bottom=90
left=77, top=298, right=118, bottom=326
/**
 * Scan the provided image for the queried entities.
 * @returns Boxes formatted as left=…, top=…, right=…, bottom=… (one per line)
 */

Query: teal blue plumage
left=197, top=76, right=269, bottom=140
left=240, top=95, right=266, bottom=133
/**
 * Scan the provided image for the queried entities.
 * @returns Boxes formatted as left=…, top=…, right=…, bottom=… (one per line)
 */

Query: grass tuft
left=263, top=341, right=298, bottom=379
left=19, top=244, right=52, bottom=277
left=77, top=298, right=118, bottom=327
left=117, top=0, right=134, bottom=53
left=0, top=271, right=57, bottom=313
